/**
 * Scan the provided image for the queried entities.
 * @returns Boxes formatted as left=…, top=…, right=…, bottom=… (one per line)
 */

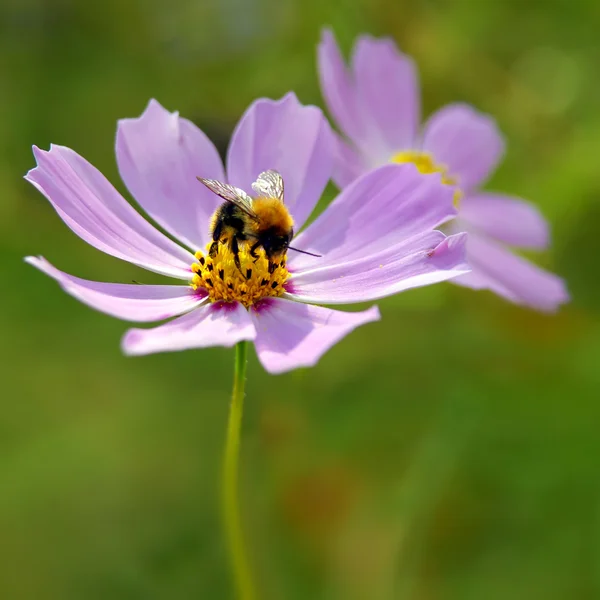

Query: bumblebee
left=197, top=170, right=318, bottom=273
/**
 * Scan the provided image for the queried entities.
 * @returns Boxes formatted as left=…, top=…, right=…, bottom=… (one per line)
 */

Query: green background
left=1, top=0, right=599, bottom=598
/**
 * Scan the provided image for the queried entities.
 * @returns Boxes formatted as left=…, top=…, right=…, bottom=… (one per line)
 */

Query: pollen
left=391, top=150, right=462, bottom=206
left=190, top=242, right=290, bottom=309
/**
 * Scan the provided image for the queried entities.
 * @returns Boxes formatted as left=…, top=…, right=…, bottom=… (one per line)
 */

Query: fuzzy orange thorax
left=251, top=197, right=294, bottom=233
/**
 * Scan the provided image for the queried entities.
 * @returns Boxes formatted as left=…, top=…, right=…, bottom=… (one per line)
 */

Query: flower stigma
left=391, top=150, right=462, bottom=206
left=190, top=243, right=290, bottom=309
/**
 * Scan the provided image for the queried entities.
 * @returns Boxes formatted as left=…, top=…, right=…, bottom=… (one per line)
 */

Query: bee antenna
left=288, top=246, right=322, bottom=258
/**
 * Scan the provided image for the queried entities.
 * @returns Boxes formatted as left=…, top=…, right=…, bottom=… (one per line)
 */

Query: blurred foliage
left=1, top=0, right=599, bottom=598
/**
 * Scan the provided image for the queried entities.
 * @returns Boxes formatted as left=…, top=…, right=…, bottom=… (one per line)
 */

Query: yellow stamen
left=391, top=150, right=462, bottom=206
left=190, top=243, right=289, bottom=309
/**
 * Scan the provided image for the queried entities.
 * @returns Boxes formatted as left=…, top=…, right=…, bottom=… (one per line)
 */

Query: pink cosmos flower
left=25, top=94, right=469, bottom=374
left=318, top=30, right=569, bottom=313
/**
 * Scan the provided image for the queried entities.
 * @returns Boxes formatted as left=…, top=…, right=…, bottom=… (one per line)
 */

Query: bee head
left=261, top=228, right=293, bottom=258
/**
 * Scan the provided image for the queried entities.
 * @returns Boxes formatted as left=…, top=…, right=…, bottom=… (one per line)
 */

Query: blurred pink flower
left=25, top=94, right=468, bottom=374
left=318, top=30, right=569, bottom=312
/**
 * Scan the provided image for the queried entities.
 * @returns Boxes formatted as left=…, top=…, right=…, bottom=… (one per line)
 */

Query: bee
left=197, top=170, right=319, bottom=273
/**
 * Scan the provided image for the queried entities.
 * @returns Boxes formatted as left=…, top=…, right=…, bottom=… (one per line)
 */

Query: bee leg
left=231, top=235, right=243, bottom=275
left=249, top=241, right=261, bottom=263
left=209, top=220, right=224, bottom=258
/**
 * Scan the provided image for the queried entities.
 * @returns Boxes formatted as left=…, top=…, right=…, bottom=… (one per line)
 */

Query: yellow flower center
left=190, top=243, right=290, bottom=309
left=391, top=150, right=462, bottom=206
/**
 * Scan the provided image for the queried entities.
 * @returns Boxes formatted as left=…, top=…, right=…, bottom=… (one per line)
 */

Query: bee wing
left=252, top=170, right=284, bottom=201
left=196, top=177, right=258, bottom=218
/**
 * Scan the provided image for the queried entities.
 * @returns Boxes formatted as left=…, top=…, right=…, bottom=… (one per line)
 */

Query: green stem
left=222, top=341, right=256, bottom=600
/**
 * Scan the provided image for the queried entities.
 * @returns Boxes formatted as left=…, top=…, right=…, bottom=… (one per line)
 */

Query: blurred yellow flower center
left=190, top=243, right=289, bottom=308
left=391, top=150, right=462, bottom=206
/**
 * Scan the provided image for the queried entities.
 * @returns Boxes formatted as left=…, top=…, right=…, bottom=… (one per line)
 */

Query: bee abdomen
left=211, top=202, right=247, bottom=241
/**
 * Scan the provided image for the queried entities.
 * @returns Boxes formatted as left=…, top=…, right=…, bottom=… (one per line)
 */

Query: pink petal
left=116, top=99, right=225, bottom=251
left=122, top=302, right=256, bottom=356
left=421, top=103, right=505, bottom=192
left=289, top=164, right=456, bottom=271
left=351, top=34, right=420, bottom=156
left=459, top=192, right=550, bottom=249
left=26, top=145, right=194, bottom=279
left=26, top=256, right=204, bottom=322
left=226, top=93, right=333, bottom=231
left=454, top=232, right=569, bottom=312
left=251, top=298, right=380, bottom=374
left=288, top=232, right=469, bottom=305
left=331, top=134, right=367, bottom=189
left=317, top=29, right=368, bottom=149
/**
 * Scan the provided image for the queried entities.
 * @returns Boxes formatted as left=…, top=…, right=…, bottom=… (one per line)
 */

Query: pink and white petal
left=26, top=255, right=204, bottom=322
left=251, top=298, right=380, bottom=374
left=317, top=29, right=367, bottom=148
left=351, top=34, right=420, bottom=156
left=421, top=103, right=505, bottom=192
left=122, top=302, right=256, bottom=356
left=459, top=192, right=550, bottom=249
left=454, top=232, right=569, bottom=312
left=26, top=145, right=195, bottom=279
left=331, top=134, right=368, bottom=189
left=288, top=232, right=469, bottom=305
left=289, top=164, right=456, bottom=271
left=226, top=93, right=333, bottom=231
left=116, top=99, right=225, bottom=251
